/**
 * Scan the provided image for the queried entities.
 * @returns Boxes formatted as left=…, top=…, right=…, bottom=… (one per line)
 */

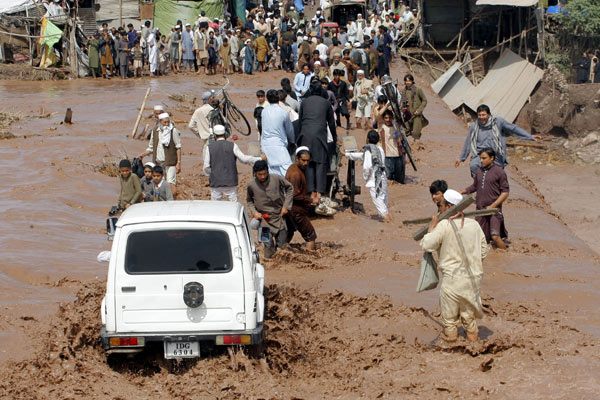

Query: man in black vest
left=202, top=124, right=265, bottom=202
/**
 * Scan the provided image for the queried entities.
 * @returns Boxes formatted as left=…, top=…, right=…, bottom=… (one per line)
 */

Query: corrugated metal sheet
left=431, top=62, right=474, bottom=111
left=475, top=0, right=538, bottom=7
left=0, top=0, right=34, bottom=14
left=431, top=49, right=544, bottom=122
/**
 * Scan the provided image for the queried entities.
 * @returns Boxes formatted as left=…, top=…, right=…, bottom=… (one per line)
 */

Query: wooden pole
left=119, top=0, right=123, bottom=28
left=506, top=141, right=546, bottom=149
left=132, top=88, right=151, bottom=138
left=496, top=7, right=502, bottom=51
left=413, top=195, right=475, bottom=241
left=69, top=18, right=78, bottom=77
left=404, top=208, right=499, bottom=226
left=426, top=41, right=450, bottom=68
left=518, top=8, right=523, bottom=57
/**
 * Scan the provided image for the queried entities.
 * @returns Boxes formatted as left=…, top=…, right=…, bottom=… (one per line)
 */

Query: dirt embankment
left=518, top=64, right=600, bottom=165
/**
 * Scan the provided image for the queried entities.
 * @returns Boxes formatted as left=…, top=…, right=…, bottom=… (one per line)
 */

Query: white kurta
left=147, top=33, right=158, bottom=73
left=346, top=145, right=388, bottom=217
left=420, top=219, right=489, bottom=335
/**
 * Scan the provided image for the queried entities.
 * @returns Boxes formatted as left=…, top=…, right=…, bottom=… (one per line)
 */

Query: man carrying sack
left=419, top=189, right=489, bottom=342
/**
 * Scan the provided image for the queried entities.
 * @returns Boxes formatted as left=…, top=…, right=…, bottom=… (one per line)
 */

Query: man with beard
left=455, top=104, right=541, bottom=177
left=137, top=113, right=182, bottom=197
left=247, top=160, right=294, bottom=258
left=297, top=81, right=337, bottom=208
left=285, top=147, right=318, bottom=250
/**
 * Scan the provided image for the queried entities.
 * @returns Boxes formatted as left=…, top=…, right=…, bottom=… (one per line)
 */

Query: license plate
left=164, top=341, right=200, bottom=359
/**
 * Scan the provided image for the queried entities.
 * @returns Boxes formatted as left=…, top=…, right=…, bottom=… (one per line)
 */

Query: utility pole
left=119, top=0, right=123, bottom=28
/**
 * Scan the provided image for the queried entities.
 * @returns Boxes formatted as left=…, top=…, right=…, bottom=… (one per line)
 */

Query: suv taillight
left=109, top=337, right=145, bottom=347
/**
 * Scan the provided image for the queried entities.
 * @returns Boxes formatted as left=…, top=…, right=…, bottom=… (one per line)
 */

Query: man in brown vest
left=138, top=112, right=182, bottom=197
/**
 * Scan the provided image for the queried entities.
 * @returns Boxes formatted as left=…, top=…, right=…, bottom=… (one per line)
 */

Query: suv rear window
left=125, top=229, right=233, bottom=274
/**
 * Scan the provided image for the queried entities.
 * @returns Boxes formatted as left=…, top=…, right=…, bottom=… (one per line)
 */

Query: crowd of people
left=111, top=0, right=543, bottom=344
left=85, top=1, right=418, bottom=80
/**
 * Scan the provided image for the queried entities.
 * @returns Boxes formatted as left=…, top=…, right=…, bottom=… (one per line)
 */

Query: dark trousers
left=264, top=228, right=288, bottom=258
left=286, top=209, right=317, bottom=243
left=385, top=156, right=405, bottom=184
left=306, top=161, right=328, bottom=194
left=335, top=100, right=350, bottom=127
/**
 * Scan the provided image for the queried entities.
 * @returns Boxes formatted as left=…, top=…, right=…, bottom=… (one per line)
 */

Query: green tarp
left=154, top=0, right=223, bottom=34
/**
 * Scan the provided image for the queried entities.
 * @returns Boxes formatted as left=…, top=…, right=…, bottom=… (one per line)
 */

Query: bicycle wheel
left=225, top=102, right=252, bottom=136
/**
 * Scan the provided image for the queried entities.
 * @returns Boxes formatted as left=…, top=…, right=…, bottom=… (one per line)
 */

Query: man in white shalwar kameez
left=147, top=29, right=159, bottom=76
left=420, top=189, right=489, bottom=342
left=260, top=89, right=295, bottom=177
left=342, top=130, right=389, bottom=221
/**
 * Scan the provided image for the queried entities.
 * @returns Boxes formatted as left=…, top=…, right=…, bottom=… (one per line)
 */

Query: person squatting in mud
left=462, top=148, right=510, bottom=249
left=247, top=160, right=294, bottom=258
left=285, top=146, right=319, bottom=251
left=420, top=189, right=489, bottom=342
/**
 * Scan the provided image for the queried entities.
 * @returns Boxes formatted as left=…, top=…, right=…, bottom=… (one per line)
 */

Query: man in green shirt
left=402, top=73, right=428, bottom=148
left=118, top=159, right=142, bottom=210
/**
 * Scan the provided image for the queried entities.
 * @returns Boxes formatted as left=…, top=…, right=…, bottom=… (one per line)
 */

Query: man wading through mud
left=455, top=104, right=541, bottom=177
left=420, top=189, right=489, bottom=342
left=462, top=148, right=510, bottom=249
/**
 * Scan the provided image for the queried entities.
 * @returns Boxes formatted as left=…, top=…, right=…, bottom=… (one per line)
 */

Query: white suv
left=99, top=201, right=265, bottom=359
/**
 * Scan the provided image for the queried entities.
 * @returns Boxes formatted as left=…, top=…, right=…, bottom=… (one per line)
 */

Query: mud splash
left=0, top=279, right=598, bottom=399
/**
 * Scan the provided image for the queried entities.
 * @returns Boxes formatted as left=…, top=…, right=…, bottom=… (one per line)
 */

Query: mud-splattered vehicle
left=99, top=201, right=265, bottom=359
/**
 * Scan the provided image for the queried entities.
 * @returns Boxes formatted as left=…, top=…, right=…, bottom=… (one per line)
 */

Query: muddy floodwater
left=0, top=61, right=599, bottom=399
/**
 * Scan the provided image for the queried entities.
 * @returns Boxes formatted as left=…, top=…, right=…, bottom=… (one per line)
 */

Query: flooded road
left=0, top=64, right=599, bottom=398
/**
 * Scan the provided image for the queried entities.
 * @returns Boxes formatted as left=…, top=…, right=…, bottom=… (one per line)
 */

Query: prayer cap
left=303, top=36, right=308, bottom=40
left=175, top=25, right=181, bottom=29
left=185, top=23, right=191, bottom=27
left=213, top=125, right=226, bottom=136
left=144, top=162, right=156, bottom=168
left=344, top=42, right=352, bottom=49
left=202, top=91, right=213, bottom=102
left=443, top=189, right=463, bottom=206
left=158, top=112, right=170, bottom=120
left=296, top=146, right=310, bottom=155
left=357, top=69, right=364, bottom=75
left=353, top=41, right=360, bottom=48
left=153, top=105, right=164, bottom=111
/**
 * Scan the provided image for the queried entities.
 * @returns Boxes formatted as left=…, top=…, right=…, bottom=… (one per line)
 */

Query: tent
left=154, top=0, right=223, bottom=33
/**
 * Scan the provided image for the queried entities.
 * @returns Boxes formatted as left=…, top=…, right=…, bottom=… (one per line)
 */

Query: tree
left=556, top=0, right=600, bottom=36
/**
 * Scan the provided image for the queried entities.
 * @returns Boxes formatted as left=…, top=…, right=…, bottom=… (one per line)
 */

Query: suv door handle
left=121, top=286, right=136, bottom=293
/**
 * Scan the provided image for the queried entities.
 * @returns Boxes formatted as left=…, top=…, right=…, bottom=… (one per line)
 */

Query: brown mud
left=0, top=57, right=599, bottom=398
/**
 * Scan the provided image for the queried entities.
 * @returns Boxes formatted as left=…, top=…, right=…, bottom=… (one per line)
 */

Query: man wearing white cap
left=138, top=113, right=182, bottom=197
left=188, top=91, right=216, bottom=151
left=181, top=23, right=195, bottom=72
left=203, top=125, right=264, bottom=202
left=420, top=189, right=489, bottom=343
left=285, top=147, right=318, bottom=250
left=352, top=69, right=374, bottom=130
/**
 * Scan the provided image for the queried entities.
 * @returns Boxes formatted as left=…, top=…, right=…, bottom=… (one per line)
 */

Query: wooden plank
left=132, top=88, right=151, bottom=138
left=413, top=195, right=475, bottom=241
left=404, top=208, right=498, bottom=226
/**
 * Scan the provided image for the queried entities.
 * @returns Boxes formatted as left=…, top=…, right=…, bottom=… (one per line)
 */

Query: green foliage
left=546, top=52, right=571, bottom=74
left=556, top=0, right=600, bottom=36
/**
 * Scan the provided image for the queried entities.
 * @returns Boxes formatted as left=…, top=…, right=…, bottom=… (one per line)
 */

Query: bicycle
left=209, top=76, right=251, bottom=137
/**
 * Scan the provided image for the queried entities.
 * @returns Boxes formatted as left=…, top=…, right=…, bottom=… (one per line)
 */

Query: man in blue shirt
left=261, top=89, right=296, bottom=177
left=293, top=63, right=313, bottom=100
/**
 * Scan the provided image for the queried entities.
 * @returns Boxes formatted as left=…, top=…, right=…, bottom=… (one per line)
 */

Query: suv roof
left=116, top=200, right=245, bottom=227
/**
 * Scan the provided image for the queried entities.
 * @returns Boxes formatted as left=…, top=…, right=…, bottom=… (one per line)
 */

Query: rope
left=0, top=28, right=62, bottom=39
